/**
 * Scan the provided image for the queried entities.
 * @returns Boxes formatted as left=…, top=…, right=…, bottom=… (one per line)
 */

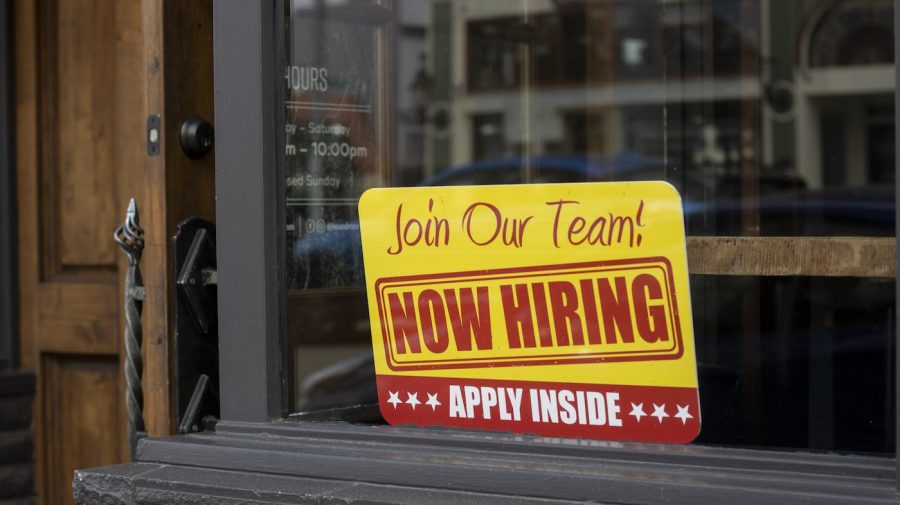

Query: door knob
left=180, top=116, right=215, bottom=159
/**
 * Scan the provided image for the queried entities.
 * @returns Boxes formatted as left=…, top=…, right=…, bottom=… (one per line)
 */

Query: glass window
left=282, top=0, right=895, bottom=454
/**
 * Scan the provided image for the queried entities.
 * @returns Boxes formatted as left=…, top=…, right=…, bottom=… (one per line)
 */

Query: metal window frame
left=214, top=0, right=285, bottom=422
left=202, top=0, right=900, bottom=502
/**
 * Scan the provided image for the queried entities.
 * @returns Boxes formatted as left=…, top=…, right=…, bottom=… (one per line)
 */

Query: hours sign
left=359, top=182, right=700, bottom=443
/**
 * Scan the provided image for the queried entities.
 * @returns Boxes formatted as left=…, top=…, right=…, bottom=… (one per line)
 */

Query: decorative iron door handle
left=113, top=198, right=146, bottom=461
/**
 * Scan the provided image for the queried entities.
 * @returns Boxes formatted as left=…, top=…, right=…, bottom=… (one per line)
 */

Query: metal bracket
left=177, top=373, right=210, bottom=434
left=177, top=225, right=217, bottom=335
left=173, top=218, right=219, bottom=432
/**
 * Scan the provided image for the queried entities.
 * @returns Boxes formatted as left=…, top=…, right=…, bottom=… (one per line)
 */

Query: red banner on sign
left=376, top=375, right=700, bottom=443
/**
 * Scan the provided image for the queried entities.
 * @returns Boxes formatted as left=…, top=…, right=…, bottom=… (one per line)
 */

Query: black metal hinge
left=173, top=218, right=219, bottom=433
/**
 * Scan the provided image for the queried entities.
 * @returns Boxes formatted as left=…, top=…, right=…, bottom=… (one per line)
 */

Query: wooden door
left=14, top=1, right=215, bottom=503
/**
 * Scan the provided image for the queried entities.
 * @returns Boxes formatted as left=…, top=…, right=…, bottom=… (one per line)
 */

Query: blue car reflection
left=291, top=152, right=680, bottom=289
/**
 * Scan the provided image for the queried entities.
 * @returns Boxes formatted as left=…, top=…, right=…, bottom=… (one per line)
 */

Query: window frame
left=215, top=0, right=285, bottom=422
left=209, top=0, right=900, bottom=501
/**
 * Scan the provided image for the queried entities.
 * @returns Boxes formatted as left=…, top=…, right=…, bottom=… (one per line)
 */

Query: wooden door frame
left=15, top=3, right=134, bottom=502
left=141, top=0, right=216, bottom=438
left=14, top=1, right=215, bottom=503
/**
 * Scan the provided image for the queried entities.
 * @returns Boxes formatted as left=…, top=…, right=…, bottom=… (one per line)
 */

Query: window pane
left=692, top=275, right=895, bottom=453
left=282, top=0, right=896, bottom=454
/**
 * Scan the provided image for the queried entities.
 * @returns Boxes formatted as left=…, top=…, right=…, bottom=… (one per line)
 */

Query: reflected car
left=423, top=152, right=670, bottom=186
left=685, top=184, right=894, bottom=236
left=290, top=153, right=812, bottom=289
left=291, top=152, right=678, bottom=289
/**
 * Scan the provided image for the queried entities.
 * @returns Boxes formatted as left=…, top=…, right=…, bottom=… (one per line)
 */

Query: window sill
left=73, top=421, right=898, bottom=504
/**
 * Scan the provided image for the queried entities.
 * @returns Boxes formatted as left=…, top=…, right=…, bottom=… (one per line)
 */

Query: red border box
left=374, top=257, right=684, bottom=371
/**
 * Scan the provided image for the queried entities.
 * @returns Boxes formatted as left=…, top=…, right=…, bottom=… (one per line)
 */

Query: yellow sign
left=359, top=182, right=699, bottom=443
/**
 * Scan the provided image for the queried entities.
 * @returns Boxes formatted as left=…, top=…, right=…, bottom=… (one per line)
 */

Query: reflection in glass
left=283, top=0, right=896, bottom=454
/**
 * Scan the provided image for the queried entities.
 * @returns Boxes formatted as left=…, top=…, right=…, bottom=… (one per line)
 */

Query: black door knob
left=180, top=116, right=215, bottom=159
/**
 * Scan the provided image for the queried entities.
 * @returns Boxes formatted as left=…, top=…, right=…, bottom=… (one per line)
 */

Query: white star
left=405, top=391, right=421, bottom=410
left=425, top=393, right=441, bottom=411
left=387, top=391, right=402, bottom=409
left=651, top=403, right=669, bottom=423
left=628, top=402, right=647, bottom=422
left=674, top=404, right=693, bottom=425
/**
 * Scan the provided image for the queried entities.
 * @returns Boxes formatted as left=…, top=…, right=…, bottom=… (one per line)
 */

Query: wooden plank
left=34, top=0, right=144, bottom=277
left=37, top=284, right=118, bottom=355
left=140, top=0, right=169, bottom=443
left=13, top=1, right=42, bottom=502
left=687, top=236, right=896, bottom=278
left=17, top=0, right=146, bottom=500
left=109, top=0, right=145, bottom=465
left=14, top=0, right=39, bottom=384
left=37, top=283, right=117, bottom=320
left=141, top=0, right=215, bottom=436
left=51, top=0, right=119, bottom=269
left=41, top=356, right=121, bottom=505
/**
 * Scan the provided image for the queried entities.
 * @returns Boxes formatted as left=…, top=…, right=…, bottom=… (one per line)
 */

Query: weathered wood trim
left=141, top=0, right=216, bottom=437
left=687, top=237, right=896, bottom=278
left=14, top=2, right=44, bottom=501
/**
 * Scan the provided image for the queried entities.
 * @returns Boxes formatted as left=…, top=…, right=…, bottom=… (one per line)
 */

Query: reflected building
left=398, top=0, right=894, bottom=201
